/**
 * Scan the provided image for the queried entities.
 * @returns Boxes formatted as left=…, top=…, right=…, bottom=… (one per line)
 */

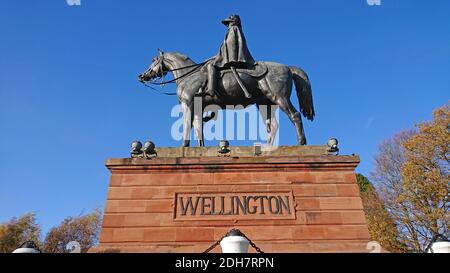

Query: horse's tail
left=202, top=111, right=216, bottom=123
left=289, top=66, right=315, bottom=121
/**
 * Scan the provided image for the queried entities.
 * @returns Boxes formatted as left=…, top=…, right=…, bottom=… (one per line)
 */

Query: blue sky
left=1, top=0, right=449, bottom=235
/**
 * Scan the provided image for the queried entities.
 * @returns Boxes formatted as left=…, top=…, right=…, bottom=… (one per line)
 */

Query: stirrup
left=195, top=88, right=204, bottom=96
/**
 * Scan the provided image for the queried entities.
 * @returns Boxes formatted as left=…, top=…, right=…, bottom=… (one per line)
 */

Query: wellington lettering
left=178, top=195, right=291, bottom=216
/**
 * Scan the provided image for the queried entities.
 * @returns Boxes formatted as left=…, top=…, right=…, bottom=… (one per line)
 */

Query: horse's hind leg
left=276, top=97, right=307, bottom=145
left=269, top=107, right=279, bottom=146
left=260, top=65, right=307, bottom=146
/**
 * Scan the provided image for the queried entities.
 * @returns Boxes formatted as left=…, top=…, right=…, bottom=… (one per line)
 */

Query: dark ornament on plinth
left=131, top=140, right=157, bottom=159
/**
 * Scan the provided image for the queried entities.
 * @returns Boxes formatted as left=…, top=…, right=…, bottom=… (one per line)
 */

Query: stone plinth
left=93, top=146, right=370, bottom=253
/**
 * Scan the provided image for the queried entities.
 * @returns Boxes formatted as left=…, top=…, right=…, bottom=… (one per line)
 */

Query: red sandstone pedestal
left=93, top=146, right=370, bottom=253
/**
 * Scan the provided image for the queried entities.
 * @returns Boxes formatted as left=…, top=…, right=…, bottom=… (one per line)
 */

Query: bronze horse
left=138, top=50, right=315, bottom=147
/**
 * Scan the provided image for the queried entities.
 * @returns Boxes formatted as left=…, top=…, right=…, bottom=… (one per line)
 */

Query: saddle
left=219, top=62, right=268, bottom=79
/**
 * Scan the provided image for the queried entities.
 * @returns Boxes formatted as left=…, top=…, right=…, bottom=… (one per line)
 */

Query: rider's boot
left=206, top=63, right=217, bottom=97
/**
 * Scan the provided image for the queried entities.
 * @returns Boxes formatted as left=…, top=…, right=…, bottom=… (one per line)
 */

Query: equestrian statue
left=138, top=15, right=315, bottom=147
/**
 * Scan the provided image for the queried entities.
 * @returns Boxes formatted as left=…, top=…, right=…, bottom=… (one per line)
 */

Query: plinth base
left=93, top=146, right=370, bottom=253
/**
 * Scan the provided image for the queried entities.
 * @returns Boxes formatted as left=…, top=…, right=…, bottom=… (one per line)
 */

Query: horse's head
left=138, top=49, right=169, bottom=83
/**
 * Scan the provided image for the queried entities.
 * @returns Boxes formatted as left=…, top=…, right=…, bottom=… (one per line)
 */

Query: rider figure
left=204, top=14, right=255, bottom=97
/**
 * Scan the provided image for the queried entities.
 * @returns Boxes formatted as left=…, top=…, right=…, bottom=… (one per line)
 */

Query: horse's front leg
left=181, top=101, right=193, bottom=147
left=193, top=112, right=204, bottom=147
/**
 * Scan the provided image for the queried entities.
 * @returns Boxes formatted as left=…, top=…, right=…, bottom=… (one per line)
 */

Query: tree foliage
left=43, top=209, right=102, bottom=253
left=371, top=103, right=449, bottom=252
left=400, top=104, right=449, bottom=250
left=0, top=210, right=101, bottom=253
left=356, top=174, right=406, bottom=252
left=0, top=213, right=41, bottom=253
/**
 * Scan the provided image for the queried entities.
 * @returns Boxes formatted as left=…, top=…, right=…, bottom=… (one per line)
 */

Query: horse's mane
left=166, top=52, right=196, bottom=64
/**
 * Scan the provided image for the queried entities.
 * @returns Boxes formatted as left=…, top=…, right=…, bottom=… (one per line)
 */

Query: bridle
left=141, top=54, right=207, bottom=95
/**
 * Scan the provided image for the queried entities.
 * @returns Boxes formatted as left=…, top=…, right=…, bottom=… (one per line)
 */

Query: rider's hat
left=221, top=14, right=241, bottom=26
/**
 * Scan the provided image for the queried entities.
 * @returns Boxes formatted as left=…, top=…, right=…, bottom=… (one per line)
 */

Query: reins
left=141, top=60, right=208, bottom=96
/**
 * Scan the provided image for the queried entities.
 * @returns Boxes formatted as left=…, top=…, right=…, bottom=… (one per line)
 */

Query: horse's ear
left=157, top=48, right=164, bottom=55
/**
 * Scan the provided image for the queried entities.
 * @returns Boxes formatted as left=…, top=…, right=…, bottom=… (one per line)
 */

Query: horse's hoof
left=299, top=138, right=307, bottom=146
left=182, top=140, right=190, bottom=147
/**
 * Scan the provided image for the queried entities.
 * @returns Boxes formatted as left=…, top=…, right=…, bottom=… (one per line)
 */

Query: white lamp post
left=12, top=241, right=40, bottom=253
left=428, top=235, right=450, bottom=253
left=220, top=229, right=250, bottom=253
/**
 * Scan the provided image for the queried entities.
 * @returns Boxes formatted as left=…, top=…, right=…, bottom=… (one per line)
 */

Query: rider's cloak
left=213, top=24, right=255, bottom=68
